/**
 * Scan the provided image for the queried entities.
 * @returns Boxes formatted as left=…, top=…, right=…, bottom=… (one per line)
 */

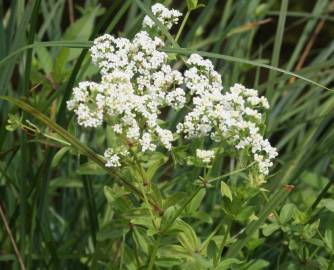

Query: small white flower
left=140, top=133, right=156, bottom=152
left=165, top=87, right=186, bottom=109
left=104, top=148, right=121, bottom=167
left=156, top=127, right=173, bottom=150
left=104, top=148, right=129, bottom=168
left=143, top=3, right=182, bottom=30
left=196, top=149, right=215, bottom=163
left=113, top=124, right=123, bottom=134
left=66, top=82, right=105, bottom=128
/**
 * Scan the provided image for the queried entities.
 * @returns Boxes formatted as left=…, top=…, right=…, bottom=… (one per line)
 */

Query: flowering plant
left=65, top=3, right=279, bottom=269
left=2, top=0, right=334, bottom=269
left=68, top=3, right=277, bottom=182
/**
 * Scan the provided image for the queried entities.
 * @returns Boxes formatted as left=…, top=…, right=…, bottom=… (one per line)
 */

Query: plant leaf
left=220, top=181, right=233, bottom=201
left=187, top=0, right=198, bottom=10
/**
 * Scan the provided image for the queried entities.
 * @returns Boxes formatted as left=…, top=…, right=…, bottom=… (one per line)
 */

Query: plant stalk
left=175, top=10, right=190, bottom=42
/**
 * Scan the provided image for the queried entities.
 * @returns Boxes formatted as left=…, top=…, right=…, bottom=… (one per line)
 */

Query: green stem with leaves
left=148, top=234, right=161, bottom=270
left=133, top=157, right=159, bottom=229
left=161, top=186, right=202, bottom=234
left=215, top=219, right=232, bottom=266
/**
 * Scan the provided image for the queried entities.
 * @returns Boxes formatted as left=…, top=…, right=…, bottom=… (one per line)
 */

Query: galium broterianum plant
left=67, top=7, right=277, bottom=178
left=66, top=2, right=278, bottom=268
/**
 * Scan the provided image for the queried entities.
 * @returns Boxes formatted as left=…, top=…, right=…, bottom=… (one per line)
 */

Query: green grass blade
left=37, top=0, right=64, bottom=40
left=161, top=47, right=334, bottom=93
left=23, top=0, right=41, bottom=94
left=0, top=41, right=92, bottom=69
left=267, top=0, right=288, bottom=99
left=0, top=95, right=143, bottom=198
left=82, top=175, right=98, bottom=246
left=278, top=97, right=334, bottom=186
left=182, top=0, right=218, bottom=46
left=285, top=0, right=329, bottom=71
left=0, top=2, right=5, bottom=58
left=268, top=11, right=334, bottom=22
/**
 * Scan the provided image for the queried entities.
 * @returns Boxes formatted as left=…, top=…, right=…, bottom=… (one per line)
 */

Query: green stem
left=132, top=154, right=158, bottom=229
left=199, top=222, right=223, bottom=253
left=119, top=233, right=126, bottom=270
left=139, top=180, right=158, bottom=230
left=215, top=220, right=232, bottom=266
left=207, top=162, right=256, bottom=183
left=161, top=186, right=202, bottom=234
left=309, top=246, right=320, bottom=260
left=175, top=10, right=190, bottom=42
left=21, top=123, right=71, bottom=146
left=328, top=255, right=334, bottom=270
left=148, top=235, right=161, bottom=270
left=310, top=177, right=334, bottom=211
left=260, top=191, right=281, bottom=222
left=225, top=188, right=290, bottom=258
left=42, top=133, right=71, bottom=146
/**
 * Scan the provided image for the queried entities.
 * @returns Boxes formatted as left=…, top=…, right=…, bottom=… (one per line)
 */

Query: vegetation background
left=1, top=0, right=334, bottom=269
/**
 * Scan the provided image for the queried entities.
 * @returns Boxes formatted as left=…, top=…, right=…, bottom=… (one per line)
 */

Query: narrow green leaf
left=220, top=181, right=233, bottom=201
left=262, top=223, right=280, bottom=237
left=175, top=220, right=201, bottom=252
left=187, top=0, right=198, bottom=10
left=217, top=258, right=243, bottom=270
left=323, top=199, right=334, bottom=213
left=267, top=0, right=288, bottom=98
left=49, top=177, right=82, bottom=189
left=247, top=259, right=270, bottom=270
left=0, top=41, right=92, bottom=69
left=161, top=47, right=334, bottom=93
left=51, top=146, right=69, bottom=168
left=76, top=161, right=107, bottom=175
left=279, top=203, right=296, bottom=223
left=187, top=188, right=206, bottom=213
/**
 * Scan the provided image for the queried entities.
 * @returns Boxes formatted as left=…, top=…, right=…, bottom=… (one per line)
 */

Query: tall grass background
left=0, top=0, right=334, bottom=269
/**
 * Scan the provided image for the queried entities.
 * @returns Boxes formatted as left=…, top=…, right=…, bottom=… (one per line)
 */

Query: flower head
left=70, top=27, right=185, bottom=154
left=178, top=54, right=277, bottom=175
left=143, top=3, right=182, bottom=30
left=196, top=149, right=215, bottom=164
left=67, top=5, right=277, bottom=178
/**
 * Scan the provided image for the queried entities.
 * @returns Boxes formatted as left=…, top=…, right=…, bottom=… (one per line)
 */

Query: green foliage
left=186, top=0, right=198, bottom=11
left=1, top=0, right=334, bottom=270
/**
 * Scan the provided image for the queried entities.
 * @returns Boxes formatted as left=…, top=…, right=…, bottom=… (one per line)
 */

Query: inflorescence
left=67, top=3, right=277, bottom=178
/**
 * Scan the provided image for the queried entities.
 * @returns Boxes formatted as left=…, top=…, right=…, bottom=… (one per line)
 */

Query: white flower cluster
left=143, top=3, right=182, bottom=30
left=177, top=54, right=277, bottom=175
left=67, top=3, right=277, bottom=176
left=66, top=81, right=104, bottom=128
left=67, top=6, right=186, bottom=167
left=196, top=149, right=215, bottom=164
left=104, top=148, right=129, bottom=168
